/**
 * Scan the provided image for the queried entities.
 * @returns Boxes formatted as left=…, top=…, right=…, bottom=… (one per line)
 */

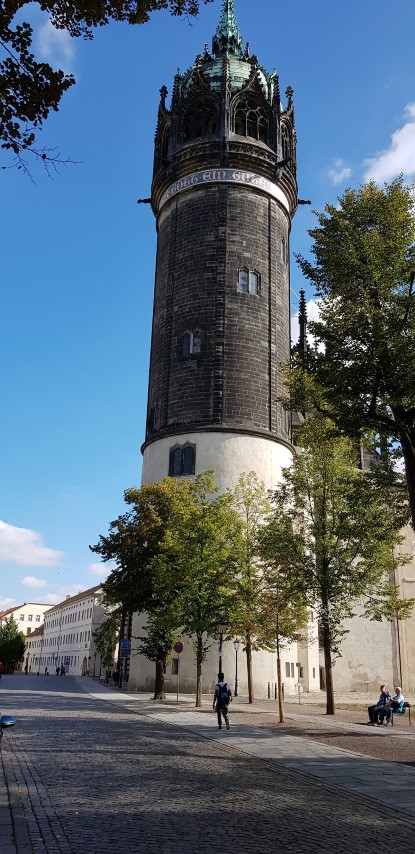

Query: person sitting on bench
left=368, top=684, right=391, bottom=725
left=379, top=686, right=405, bottom=726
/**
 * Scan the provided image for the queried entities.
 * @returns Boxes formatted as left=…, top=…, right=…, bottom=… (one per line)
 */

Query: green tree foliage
left=0, top=0, right=211, bottom=171
left=0, top=615, right=26, bottom=671
left=91, top=472, right=241, bottom=704
left=229, top=473, right=295, bottom=704
left=257, top=516, right=309, bottom=722
left=296, top=178, right=415, bottom=529
left=93, top=608, right=121, bottom=672
left=263, top=414, right=412, bottom=715
left=152, top=471, right=242, bottom=707
left=136, top=612, right=177, bottom=699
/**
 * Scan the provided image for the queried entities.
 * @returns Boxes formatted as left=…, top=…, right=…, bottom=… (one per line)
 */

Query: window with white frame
left=238, top=269, right=260, bottom=295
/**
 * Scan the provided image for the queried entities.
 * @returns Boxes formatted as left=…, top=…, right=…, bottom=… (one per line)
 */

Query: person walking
left=213, top=672, right=232, bottom=730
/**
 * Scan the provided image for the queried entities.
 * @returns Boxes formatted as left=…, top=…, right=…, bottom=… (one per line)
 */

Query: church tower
left=141, top=0, right=298, bottom=493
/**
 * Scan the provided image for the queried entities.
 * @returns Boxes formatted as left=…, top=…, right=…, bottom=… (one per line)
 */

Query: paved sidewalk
left=0, top=754, right=16, bottom=853
left=80, top=680, right=415, bottom=817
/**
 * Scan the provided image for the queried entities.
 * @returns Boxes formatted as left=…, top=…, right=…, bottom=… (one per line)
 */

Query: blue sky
left=2, top=0, right=415, bottom=609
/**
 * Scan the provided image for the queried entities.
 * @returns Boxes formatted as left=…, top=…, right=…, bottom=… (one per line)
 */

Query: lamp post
left=93, top=651, right=97, bottom=677
left=217, top=618, right=227, bottom=673
left=233, top=638, right=240, bottom=697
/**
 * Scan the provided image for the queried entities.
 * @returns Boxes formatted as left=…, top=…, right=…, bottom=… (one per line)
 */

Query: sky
left=2, top=0, right=415, bottom=610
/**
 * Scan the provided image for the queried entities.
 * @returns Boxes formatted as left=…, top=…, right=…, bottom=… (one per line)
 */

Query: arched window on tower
left=233, top=98, right=268, bottom=143
left=169, top=444, right=196, bottom=477
left=182, top=101, right=218, bottom=142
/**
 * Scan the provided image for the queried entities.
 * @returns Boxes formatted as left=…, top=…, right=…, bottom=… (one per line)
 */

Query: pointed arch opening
left=233, top=96, right=268, bottom=143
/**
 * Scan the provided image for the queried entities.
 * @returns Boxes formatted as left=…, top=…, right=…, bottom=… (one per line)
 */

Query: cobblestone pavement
left=1, top=676, right=415, bottom=854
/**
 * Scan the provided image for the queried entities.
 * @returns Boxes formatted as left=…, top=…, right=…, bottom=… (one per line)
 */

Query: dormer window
left=181, top=330, right=202, bottom=357
left=238, top=269, right=260, bottom=295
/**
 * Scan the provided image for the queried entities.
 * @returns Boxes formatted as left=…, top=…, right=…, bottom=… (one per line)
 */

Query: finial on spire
left=212, top=0, right=243, bottom=58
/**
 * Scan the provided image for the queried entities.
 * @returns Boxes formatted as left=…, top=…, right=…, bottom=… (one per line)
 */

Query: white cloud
left=89, top=563, right=112, bottom=578
left=22, top=576, right=47, bottom=588
left=0, top=597, right=17, bottom=610
left=34, top=585, right=86, bottom=606
left=328, top=159, right=352, bottom=186
left=0, top=521, right=64, bottom=567
left=364, top=103, right=415, bottom=182
left=35, top=19, right=75, bottom=73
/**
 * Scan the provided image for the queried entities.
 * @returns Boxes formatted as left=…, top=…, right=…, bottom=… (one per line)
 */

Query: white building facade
left=37, top=586, right=107, bottom=676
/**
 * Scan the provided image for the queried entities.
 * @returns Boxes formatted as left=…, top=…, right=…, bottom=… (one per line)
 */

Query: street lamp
left=233, top=638, right=240, bottom=697
left=217, top=618, right=227, bottom=673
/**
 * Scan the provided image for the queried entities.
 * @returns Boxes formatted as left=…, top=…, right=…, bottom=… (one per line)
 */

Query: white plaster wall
left=129, top=612, right=308, bottom=699
left=142, top=431, right=293, bottom=492
left=330, top=608, right=396, bottom=693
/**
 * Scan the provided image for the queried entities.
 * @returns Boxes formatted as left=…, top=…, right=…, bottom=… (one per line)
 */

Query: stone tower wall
left=144, top=182, right=291, bottom=451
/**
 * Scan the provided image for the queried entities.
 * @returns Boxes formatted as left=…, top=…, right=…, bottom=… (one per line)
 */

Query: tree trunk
left=400, top=427, right=415, bottom=531
left=153, top=659, right=166, bottom=699
left=276, top=654, right=284, bottom=723
left=195, top=634, right=203, bottom=708
left=321, top=623, right=335, bottom=715
left=245, top=630, right=254, bottom=704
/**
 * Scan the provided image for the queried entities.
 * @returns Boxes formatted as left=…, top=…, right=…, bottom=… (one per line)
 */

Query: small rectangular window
left=192, top=331, right=202, bottom=354
left=35, top=615, right=40, bottom=622
left=28, top=615, right=33, bottom=622
left=249, top=272, right=259, bottom=295
left=285, top=662, right=290, bottom=678
left=238, top=270, right=249, bottom=292
left=290, top=662, right=295, bottom=678
left=171, top=659, right=179, bottom=675
left=313, top=667, right=316, bottom=679
left=20, top=614, right=25, bottom=621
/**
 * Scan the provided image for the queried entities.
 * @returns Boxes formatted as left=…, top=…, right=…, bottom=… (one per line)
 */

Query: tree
left=91, top=472, right=241, bottom=704
left=1, top=0, right=211, bottom=172
left=227, top=473, right=280, bottom=704
left=136, top=612, right=177, bottom=699
left=265, top=413, right=412, bottom=715
left=296, top=178, right=415, bottom=529
left=91, top=477, right=190, bottom=699
left=93, top=607, right=121, bottom=679
left=257, top=516, right=309, bottom=723
left=153, top=471, right=242, bottom=707
left=0, top=615, right=26, bottom=671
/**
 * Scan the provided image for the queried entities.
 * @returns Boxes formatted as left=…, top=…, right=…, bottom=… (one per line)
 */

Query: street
left=1, top=675, right=415, bottom=853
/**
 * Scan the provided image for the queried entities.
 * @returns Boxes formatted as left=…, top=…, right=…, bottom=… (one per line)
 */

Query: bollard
left=267, top=682, right=271, bottom=699
left=274, top=682, right=277, bottom=700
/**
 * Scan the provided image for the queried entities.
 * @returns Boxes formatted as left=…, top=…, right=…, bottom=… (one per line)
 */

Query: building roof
left=45, top=585, right=102, bottom=614
left=26, top=625, right=44, bottom=637
left=0, top=603, right=51, bottom=619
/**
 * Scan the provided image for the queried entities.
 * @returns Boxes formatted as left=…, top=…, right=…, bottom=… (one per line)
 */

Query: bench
left=391, top=701, right=411, bottom=726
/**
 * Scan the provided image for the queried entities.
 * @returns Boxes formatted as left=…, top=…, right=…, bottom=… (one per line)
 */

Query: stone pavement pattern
left=1, top=675, right=415, bottom=854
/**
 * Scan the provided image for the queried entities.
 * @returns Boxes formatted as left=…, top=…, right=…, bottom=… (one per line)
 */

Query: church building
left=128, top=0, right=415, bottom=697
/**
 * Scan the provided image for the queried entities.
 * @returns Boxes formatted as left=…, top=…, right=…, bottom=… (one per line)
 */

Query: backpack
left=217, top=682, right=230, bottom=706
